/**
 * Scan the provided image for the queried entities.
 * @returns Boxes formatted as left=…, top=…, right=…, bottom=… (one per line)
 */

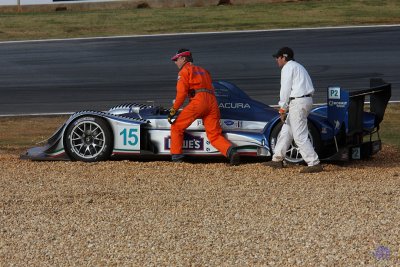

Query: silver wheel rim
left=275, top=132, right=314, bottom=163
left=69, top=121, right=106, bottom=159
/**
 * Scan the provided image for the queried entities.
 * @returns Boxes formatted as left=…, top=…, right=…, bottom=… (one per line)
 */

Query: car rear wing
left=327, top=78, right=391, bottom=136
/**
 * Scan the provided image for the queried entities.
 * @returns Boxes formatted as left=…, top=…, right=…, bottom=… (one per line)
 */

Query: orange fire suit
left=170, top=62, right=232, bottom=157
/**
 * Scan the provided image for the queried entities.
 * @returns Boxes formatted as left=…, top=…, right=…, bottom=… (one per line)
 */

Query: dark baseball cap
left=272, top=47, right=294, bottom=59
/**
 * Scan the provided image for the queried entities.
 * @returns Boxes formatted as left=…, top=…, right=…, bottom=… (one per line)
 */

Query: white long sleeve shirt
left=278, top=60, right=315, bottom=111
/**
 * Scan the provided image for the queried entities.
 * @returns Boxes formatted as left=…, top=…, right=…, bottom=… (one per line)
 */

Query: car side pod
left=325, top=78, right=391, bottom=161
left=257, top=147, right=271, bottom=157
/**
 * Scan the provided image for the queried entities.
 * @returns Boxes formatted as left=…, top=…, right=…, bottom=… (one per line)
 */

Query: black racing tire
left=64, top=116, right=113, bottom=162
left=269, top=121, right=321, bottom=164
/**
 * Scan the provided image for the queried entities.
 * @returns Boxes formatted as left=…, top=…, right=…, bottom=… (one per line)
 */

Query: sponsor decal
left=329, top=100, right=348, bottom=108
left=222, top=120, right=242, bottom=128
left=214, top=88, right=229, bottom=97
left=219, top=102, right=251, bottom=109
left=216, top=88, right=229, bottom=93
left=196, top=119, right=242, bottom=129
left=164, top=133, right=204, bottom=151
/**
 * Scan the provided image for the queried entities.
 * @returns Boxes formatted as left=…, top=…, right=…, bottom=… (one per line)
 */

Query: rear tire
left=64, top=116, right=113, bottom=162
left=270, top=121, right=321, bottom=164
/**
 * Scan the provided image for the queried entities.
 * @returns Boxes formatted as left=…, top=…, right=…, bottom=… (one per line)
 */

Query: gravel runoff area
left=1, top=146, right=399, bottom=266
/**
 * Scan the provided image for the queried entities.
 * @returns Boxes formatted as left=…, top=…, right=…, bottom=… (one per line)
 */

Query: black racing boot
left=300, top=164, right=323, bottom=173
left=263, top=160, right=284, bottom=169
left=228, top=146, right=240, bottom=166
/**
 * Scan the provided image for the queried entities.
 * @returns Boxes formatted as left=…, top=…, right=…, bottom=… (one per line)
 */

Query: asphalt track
left=0, top=25, right=399, bottom=116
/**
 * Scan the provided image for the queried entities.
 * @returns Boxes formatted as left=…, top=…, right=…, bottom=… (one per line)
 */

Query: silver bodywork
left=21, top=104, right=271, bottom=161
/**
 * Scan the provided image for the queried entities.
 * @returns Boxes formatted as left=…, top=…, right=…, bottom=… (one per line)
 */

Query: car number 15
left=116, top=126, right=140, bottom=150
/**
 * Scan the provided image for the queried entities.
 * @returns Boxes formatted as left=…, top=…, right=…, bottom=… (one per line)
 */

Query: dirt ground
left=1, top=145, right=399, bottom=266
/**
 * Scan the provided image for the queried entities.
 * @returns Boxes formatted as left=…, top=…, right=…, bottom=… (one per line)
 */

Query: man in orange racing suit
left=169, top=48, right=240, bottom=165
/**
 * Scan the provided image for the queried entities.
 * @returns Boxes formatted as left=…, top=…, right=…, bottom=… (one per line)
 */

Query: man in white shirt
left=265, top=47, right=323, bottom=173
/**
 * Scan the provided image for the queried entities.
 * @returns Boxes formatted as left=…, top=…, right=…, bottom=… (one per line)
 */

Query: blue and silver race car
left=21, top=78, right=391, bottom=163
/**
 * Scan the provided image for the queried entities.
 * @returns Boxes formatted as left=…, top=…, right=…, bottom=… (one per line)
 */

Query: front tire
left=269, top=121, right=321, bottom=164
left=64, top=116, right=113, bottom=162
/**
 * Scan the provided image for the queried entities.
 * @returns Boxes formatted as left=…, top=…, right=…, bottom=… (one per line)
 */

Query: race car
left=21, top=78, right=391, bottom=163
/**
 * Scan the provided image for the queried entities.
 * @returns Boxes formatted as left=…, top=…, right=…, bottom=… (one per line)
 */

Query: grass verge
left=378, top=103, right=400, bottom=148
left=0, top=0, right=399, bottom=41
left=0, top=115, right=68, bottom=153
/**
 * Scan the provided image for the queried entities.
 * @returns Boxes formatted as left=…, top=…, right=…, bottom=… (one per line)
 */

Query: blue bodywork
left=212, top=78, right=391, bottom=161
left=21, top=78, right=391, bottom=162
